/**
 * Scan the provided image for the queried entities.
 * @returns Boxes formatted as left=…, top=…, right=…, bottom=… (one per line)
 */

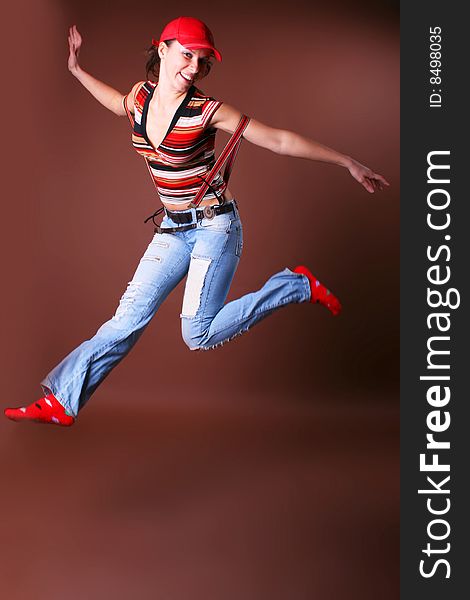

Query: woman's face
left=159, top=40, right=213, bottom=91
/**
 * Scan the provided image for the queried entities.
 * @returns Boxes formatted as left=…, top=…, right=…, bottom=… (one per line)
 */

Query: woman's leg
left=180, top=213, right=312, bottom=350
left=39, top=230, right=191, bottom=417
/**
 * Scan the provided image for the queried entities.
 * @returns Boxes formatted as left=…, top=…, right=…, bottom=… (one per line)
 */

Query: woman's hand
left=65, top=25, right=134, bottom=115
left=347, top=159, right=390, bottom=193
left=68, top=25, right=82, bottom=75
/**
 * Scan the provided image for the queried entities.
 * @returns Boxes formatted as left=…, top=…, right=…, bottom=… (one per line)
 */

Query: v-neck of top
left=141, top=83, right=195, bottom=151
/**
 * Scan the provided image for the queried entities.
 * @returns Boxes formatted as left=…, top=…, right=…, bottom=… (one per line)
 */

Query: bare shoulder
left=212, top=103, right=284, bottom=153
left=209, top=103, right=244, bottom=133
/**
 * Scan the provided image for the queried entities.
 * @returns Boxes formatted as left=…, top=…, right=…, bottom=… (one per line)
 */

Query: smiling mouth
left=179, top=72, right=193, bottom=83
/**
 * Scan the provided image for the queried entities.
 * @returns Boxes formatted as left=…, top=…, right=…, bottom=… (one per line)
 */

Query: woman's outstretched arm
left=211, top=103, right=389, bottom=193
left=68, top=25, right=140, bottom=116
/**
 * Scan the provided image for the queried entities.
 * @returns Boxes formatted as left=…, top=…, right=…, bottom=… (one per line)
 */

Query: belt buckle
left=203, top=205, right=215, bottom=220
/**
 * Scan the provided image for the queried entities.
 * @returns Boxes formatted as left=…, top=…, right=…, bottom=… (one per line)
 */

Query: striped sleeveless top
left=130, top=81, right=225, bottom=206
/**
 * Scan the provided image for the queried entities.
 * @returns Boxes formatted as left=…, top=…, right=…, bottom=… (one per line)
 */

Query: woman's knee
left=181, top=317, right=205, bottom=351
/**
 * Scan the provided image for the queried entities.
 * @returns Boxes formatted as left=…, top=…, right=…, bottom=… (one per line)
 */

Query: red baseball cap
left=152, top=16, right=222, bottom=62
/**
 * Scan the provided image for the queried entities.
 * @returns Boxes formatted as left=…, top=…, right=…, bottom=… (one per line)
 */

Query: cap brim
left=183, top=42, right=222, bottom=62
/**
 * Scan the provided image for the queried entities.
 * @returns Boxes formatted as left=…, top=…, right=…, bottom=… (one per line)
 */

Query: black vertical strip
left=142, top=83, right=194, bottom=150
left=401, top=3, right=468, bottom=598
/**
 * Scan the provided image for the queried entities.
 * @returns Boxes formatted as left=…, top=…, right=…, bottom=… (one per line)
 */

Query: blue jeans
left=41, top=202, right=311, bottom=417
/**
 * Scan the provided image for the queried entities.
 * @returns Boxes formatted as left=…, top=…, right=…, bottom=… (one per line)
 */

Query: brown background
left=1, top=1, right=399, bottom=599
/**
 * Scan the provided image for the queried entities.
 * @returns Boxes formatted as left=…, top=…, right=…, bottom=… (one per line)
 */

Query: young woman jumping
left=4, top=16, right=389, bottom=426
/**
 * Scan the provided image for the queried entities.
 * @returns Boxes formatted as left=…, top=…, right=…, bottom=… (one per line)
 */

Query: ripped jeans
left=41, top=202, right=311, bottom=417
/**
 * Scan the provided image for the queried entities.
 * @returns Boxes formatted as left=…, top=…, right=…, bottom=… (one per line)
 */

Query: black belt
left=155, top=202, right=235, bottom=235
left=165, top=202, right=235, bottom=223
left=155, top=202, right=235, bottom=234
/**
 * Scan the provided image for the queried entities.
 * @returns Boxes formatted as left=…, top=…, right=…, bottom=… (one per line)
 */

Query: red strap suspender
left=189, top=113, right=250, bottom=208
left=123, top=91, right=250, bottom=210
